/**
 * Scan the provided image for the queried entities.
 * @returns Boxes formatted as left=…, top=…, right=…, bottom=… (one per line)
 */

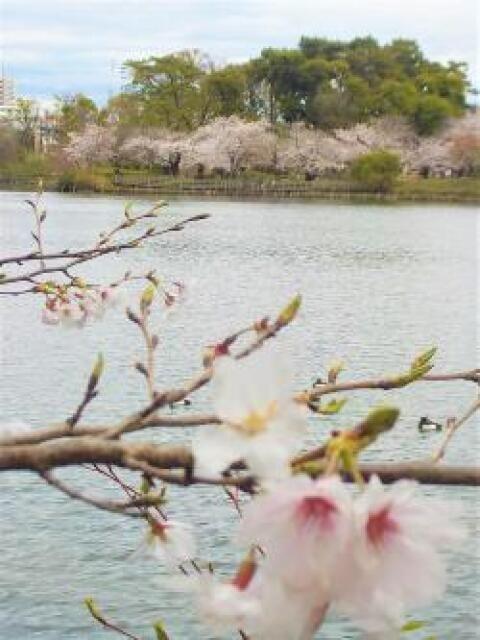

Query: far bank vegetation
left=1, top=37, right=479, bottom=192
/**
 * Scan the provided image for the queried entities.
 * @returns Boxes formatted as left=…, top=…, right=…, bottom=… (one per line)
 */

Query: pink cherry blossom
left=335, top=476, right=466, bottom=632
left=240, top=572, right=330, bottom=640
left=144, top=517, right=196, bottom=568
left=64, top=124, right=116, bottom=166
left=194, top=576, right=261, bottom=633
left=238, top=474, right=354, bottom=592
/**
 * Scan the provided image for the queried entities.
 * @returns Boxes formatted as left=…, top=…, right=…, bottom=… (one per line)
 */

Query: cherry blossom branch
left=304, top=368, right=480, bottom=402
left=432, top=395, right=480, bottom=462
left=66, top=354, right=104, bottom=428
left=0, top=413, right=220, bottom=448
left=84, top=598, right=144, bottom=640
left=0, top=213, right=209, bottom=288
left=127, top=288, right=159, bottom=401
left=39, top=470, right=146, bottom=517
left=111, top=299, right=302, bottom=437
left=0, top=200, right=203, bottom=266
left=356, top=462, right=480, bottom=486
left=0, top=362, right=475, bottom=448
left=25, top=193, right=47, bottom=270
left=1, top=438, right=479, bottom=486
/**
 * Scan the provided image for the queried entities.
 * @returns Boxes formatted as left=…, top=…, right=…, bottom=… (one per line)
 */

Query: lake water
left=0, top=191, right=478, bottom=639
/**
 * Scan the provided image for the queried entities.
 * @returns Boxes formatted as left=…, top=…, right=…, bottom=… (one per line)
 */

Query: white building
left=0, top=75, right=16, bottom=118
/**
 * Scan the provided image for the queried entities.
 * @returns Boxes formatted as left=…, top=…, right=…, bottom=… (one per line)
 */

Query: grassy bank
left=0, top=169, right=478, bottom=203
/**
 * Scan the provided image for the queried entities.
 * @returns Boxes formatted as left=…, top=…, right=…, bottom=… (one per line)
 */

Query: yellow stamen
left=237, top=401, right=278, bottom=435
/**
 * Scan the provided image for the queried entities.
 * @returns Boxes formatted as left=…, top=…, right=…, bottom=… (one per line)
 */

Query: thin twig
left=40, top=470, right=145, bottom=517
left=0, top=214, right=209, bottom=287
left=303, top=368, right=480, bottom=402
left=432, top=395, right=480, bottom=462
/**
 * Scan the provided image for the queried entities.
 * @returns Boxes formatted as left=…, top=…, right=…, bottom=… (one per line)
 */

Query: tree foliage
left=55, top=93, right=100, bottom=142
left=113, top=38, right=469, bottom=135
left=350, top=149, right=402, bottom=192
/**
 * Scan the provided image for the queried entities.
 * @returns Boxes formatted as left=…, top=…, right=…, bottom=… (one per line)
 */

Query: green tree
left=55, top=93, right=99, bottom=141
left=350, top=149, right=402, bottom=193
left=202, top=65, right=249, bottom=117
left=125, top=50, right=212, bottom=130
left=119, top=37, right=469, bottom=133
left=15, top=98, right=38, bottom=151
left=307, top=76, right=371, bottom=128
left=386, top=39, right=424, bottom=76
left=375, top=80, right=418, bottom=116
left=248, top=48, right=308, bottom=123
left=413, top=95, right=454, bottom=135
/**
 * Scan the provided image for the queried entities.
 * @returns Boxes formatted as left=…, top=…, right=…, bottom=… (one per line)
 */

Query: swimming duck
left=418, top=416, right=443, bottom=432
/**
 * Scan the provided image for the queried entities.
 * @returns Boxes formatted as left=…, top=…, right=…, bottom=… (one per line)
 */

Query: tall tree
left=125, top=50, right=211, bottom=130
left=55, top=93, right=99, bottom=142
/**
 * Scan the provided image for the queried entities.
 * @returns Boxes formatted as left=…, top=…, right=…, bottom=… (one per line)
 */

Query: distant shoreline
left=1, top=174, right=478, bottom=204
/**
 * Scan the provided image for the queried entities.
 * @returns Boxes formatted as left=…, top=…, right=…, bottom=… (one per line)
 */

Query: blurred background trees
left=0, top=36, right=475, bottom=186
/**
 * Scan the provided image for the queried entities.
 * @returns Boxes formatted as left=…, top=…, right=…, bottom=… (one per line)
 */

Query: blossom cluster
left=41, top=286, right=122, bottom=328
left=231, top=474, right=464, bottom=638
left=61, top=114, right=479, bottom=177
left=146, top=347, right=466, bottom=638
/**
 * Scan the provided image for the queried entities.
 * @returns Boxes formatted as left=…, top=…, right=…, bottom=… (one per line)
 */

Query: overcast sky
left=1, top=0, right=478, bottom=105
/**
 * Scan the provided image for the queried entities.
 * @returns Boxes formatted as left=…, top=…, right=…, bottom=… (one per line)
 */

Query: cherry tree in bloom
left=193, top=346, right=308, bottom=480
left=117, top=136, right=160, bottom=168
left=64, top=124, right=116, bottom=166
left=182, top=116, right=277, bottom=175
left=118, top=132, right=187, bottom=172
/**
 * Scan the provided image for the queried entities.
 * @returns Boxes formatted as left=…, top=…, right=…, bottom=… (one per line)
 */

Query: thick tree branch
left=1, top=439, right=479, bottom=487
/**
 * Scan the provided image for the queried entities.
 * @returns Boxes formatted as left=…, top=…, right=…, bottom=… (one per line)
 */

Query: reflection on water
left=0, top=192, right=478, bottom=639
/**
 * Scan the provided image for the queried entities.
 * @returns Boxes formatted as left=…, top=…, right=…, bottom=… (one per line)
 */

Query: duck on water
left=418, top=416, right=443, bottom=432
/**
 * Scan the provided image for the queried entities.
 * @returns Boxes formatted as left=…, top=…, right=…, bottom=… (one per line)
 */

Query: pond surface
left=0, top=191, right=478, bottom=639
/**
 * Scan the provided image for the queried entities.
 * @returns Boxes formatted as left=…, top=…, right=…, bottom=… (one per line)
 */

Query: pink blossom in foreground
left=144, top=517, right=196, bottom=568
left=185, top=551, right=262, bottom=632
left=238, top=475, right=354, bottom=592
left=244, top=576, right=329, bottom=640
left=197, top=580, right=261, bottom=631
left=193, top=347, right=308, bottom=481
left=194, top=578, right=261, bottom=632
left=236, top=474, right=465, bottom=635
left=334, top=476, right=466, bottom=632
left=191, top=560, right=329, bottom=640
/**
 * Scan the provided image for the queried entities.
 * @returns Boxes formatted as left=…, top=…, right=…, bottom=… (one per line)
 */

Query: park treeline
left=1, top=36, right=478, bottom=200
left=104, top=37, right=469, bottom=136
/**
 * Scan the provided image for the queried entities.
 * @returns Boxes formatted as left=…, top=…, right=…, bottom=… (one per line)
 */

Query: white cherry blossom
left=144, top=517, right=196, bottom=568
left=193, top=347, right=308, bottom=480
